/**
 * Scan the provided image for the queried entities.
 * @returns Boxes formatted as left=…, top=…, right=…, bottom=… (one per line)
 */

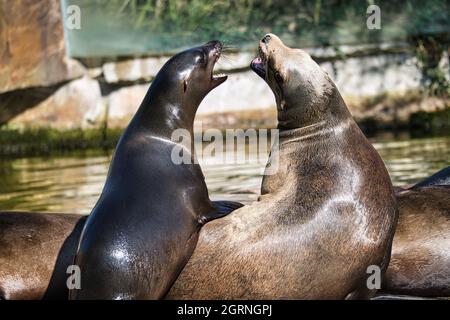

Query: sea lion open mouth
left=208, top=41, right=228, bottom=89
left=250, top=46, right=268, bottom=79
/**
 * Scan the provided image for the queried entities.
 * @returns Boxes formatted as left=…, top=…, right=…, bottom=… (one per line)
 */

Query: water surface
left=0, top=134, right=449, bottom=214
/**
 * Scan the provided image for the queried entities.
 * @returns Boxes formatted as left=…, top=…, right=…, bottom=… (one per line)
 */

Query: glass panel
left=61, top=0, right=450, bottom=58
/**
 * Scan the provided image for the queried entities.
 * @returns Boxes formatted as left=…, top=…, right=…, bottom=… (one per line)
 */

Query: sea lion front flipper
left=202, top=201, right=244, bottom=223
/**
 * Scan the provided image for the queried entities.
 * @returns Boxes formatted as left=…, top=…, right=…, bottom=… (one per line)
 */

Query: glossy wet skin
left=69, top=41, right=238, bottom=300
left=383, top=186, right=450, bottom=296
left=160, top=41, right=226, bottom=104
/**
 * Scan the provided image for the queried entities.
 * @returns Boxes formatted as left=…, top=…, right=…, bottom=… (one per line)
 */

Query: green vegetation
left=0, top=128, right=124, bottom=157
left=66, top=0, right=450, bottom=56
left=1, top=107, right=449, bottom=157
left=76, top=0, right=450, bottom=46
left=413, top=36, right=450, bottom=97
left=410, top=108, right=450, bottom=135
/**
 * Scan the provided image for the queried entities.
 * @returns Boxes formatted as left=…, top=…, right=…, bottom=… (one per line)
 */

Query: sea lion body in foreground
left=2, top=168, right=447, bottom=300
left=382, top=185, right=450, bottom=297
left=2, top=186, right=447, bottom=299
left=166, top=34, right=398, bottom=299
left=0, top=212, right=85, bottom=300
left=70, top=42, right=241, bottom=300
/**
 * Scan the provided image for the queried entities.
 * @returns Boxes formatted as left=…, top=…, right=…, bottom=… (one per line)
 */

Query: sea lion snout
left=251, top=33, right=338, bottom=129
left=252, top=33, right=294, bottom=81
left=260, top=33, right=284, bottom=47
left=204, top=40, right=223, bottom=56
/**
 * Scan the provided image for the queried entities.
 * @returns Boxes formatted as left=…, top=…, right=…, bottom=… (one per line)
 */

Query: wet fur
left=166, top=34, right=398, bottom=299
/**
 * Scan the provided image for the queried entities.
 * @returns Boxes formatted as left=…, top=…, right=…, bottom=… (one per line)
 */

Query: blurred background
left=0, top=0, right=449, bottom=213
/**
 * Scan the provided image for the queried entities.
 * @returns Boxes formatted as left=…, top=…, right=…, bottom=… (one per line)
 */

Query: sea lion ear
left=183, top=80, right=188, bottom=92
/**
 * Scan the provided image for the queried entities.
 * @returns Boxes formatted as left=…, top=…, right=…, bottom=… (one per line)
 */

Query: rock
left=102, top=57, right=169, bottom=83
left=198, top=70, right=275, bottom=115
left=10, top=77, right=104, bottom=129
left=0, top=0, right=85, bottom=94
left=320, top=53, right=422, bottom=97
left=0, top=84, right=63, bottom=125
left=107, top=84, right=149, bottom=127
left=101, top=51, right=255, bottom=84
left=87, top=67, right=103, bottom=79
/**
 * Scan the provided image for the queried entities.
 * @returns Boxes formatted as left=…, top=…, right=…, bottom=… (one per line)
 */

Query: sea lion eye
left=274, top=71, right=283, bottom=83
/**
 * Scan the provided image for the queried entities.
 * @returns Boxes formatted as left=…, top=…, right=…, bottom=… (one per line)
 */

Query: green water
left=0, top=134, right=449, bottom=214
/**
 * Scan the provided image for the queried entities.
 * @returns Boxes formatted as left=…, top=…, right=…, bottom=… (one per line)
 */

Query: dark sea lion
left=69, top=41, right=241, bottom=300
left=382, top=185, right=450, bottom=297
left=412, top=166, right=450, bottom=188
left=2, top=188, right=447, bottom=300
left=165, top=33, right=398, bottom=299
left=0, top=212, right=85, bottom=300
left=2, top=169, right=447, bottom=300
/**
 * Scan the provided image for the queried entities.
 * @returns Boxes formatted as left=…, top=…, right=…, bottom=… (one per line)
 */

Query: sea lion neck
left=278, top=120, right=330, bottom=144
left=128, top=80, right=200, bottom=139
left=276, top=84, right=352, bottom=141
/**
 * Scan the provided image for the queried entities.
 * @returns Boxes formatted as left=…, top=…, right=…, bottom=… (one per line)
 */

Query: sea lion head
left=250, top=34, right=346, bottom=130
left=152, top=40, right=228, bottom=108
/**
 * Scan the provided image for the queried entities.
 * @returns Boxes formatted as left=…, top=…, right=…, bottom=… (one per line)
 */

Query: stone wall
left=0, top=0, right=85, bottom=124
left=1, top=2, right=449, bottom=130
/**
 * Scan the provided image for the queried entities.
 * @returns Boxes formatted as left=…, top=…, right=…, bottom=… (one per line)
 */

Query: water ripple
left=0, top=136, right=449, bottom=213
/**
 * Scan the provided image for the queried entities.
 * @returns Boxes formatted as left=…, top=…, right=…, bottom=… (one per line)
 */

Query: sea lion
left=412, top=166, right=450, bottom=188
left=3, top=169, right=446, bottom=300
left=382, top=185, right=450, bottom=297
left=69, top=41, right=241, bottom=300
left=382, top=166, right=450, bottom=297
left=165, top=33, right=398, bottom=299
left=0, top=212, right=85, bottom=300
left=0, top=35, right=446, bottom=298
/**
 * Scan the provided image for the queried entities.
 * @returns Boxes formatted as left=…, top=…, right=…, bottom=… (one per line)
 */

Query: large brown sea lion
left=382, top=185, right=450, bottom=296
left=165, top=33, right=398, bottom=299
left=0, top=212, right=85, bottom=300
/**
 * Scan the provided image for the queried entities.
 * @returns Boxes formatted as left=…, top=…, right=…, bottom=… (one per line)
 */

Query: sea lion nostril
left=262, top=34, right=271, bottom=44
left=214, top=41, right=223, bottom=52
